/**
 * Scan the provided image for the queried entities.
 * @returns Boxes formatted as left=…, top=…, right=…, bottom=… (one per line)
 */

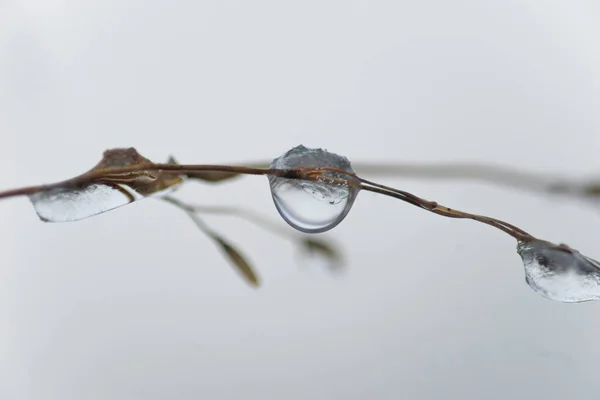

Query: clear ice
left=517, top=240, right=600, bottom=302
left=28, top=147, right=185, bottom=223
left=28, top=183, right=143, bottom=222
left=268, top=145, right=359, bottom=233
left=28, top=182, right=178, bottom=223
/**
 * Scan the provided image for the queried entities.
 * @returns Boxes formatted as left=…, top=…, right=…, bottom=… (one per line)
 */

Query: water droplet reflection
left=268, top=145, right=358, bottom=233
left=517, top=240, right=600, bottom=302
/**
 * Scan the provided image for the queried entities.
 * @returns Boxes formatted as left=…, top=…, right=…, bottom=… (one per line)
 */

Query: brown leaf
left=29, top=148, right=185, bottom=222
left=214, top=237, right=260, bottom=287
left=92, top=148, right=184, bottom=196
left=302, top=238, right=344, bottom=271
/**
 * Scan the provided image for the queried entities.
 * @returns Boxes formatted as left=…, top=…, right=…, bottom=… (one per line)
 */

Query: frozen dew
left=28, top=182, right=182, bottom=223
left=517, top=239, right=600, bottom=302
left=268, top=145, right=359, bottom=233
left=29, top=184, right=136, bottom=222
left=28, top=147, right=185, bottom=223
left=29, top=183, right=139, bottom=222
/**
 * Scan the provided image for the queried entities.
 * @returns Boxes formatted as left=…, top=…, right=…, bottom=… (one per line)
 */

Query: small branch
left=0, top=158, right=538, bottom=242
left=353, top=162, right=600, bottom=200
left=178, top=204, right=298, bottom=239
left=181, top=159, right=600, bottom=199
left=0, top=164, right=279, bottom=200
left=160, top=196, right=344, bottom=270
left=294, top=166, right=535, bottom=242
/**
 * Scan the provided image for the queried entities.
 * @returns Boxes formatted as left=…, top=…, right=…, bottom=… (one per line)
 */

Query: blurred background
left=2, top=1, right=600, bottom=399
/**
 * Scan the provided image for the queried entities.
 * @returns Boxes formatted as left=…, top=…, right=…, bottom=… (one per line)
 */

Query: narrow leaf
left=301, top=238, right=344, bottom=271
left=214, top=237, right=260, bottom=287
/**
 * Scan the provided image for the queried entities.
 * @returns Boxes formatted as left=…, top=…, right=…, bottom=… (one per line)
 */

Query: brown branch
left=290, top=166, right=535, bottom=242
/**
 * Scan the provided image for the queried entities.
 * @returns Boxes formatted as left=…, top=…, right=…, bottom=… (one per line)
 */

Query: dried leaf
left=92, top=148, right=184, bottom=196
left=301, top=238, right=344, bottom=271
left=29, top=148, right=185, bottom=222
left=214, top=237, right=260, bottom=287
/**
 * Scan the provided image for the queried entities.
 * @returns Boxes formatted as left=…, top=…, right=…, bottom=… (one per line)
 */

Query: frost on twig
left=1, top=145, right=599, bottom=300
left=517, top=240, right=600, bottom=303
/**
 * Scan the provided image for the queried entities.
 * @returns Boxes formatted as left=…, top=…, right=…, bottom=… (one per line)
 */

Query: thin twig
left=160, top=196, right=344, bottom=270
left=0, top=164, right=279, bottom=200
left=161, top=195, right=260, bottom=287
left=292, top=166, right=535, bottom=242
left=179, top=159, right=600, bottom=199
left=178, top=204, right=300, bottom=239
left=0, top=160, right=537, bottom=242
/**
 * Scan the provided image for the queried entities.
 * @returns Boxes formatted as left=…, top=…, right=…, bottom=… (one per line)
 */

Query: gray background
left=2, top=1, right=600, bottom=399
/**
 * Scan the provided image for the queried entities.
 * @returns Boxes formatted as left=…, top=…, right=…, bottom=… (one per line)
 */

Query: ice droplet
left=517, top=240, right=600, bottom=302
left=28, top=182, right=181, bottom=223
left=268, top=145, right=358, bottom=233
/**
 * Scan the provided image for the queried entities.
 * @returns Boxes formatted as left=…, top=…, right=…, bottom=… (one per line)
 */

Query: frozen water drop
left=268, top=145, right=359, bottom=233
left=517, top=240, right=600, bottom=302
left=28, top=183, right=138, bottom=222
